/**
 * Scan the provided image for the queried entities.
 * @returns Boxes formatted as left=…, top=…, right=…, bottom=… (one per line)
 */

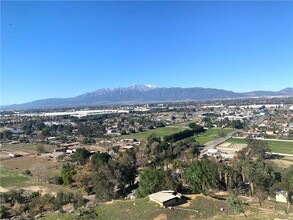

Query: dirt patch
left=179, top=202, right=190, bottom=208
left=105, top=200, right=115, bottom=205
left=1, top=156, right=61, bottom=175
left=0, top=186, right=9, bottom=193
left=20, top=185, right=57, bottom=196
left=180, top=194, right=207, bottom=207
left=75, top=145, right=108, bottom=152
left=184, top=194, right=206, bottom=200
left=271, top=158, right=293, bottom=168
left=153, top=213, right=167, bottom=220
left=214, top=191, right=229, bottom=196
left=217, top=143, right=247, bottom=154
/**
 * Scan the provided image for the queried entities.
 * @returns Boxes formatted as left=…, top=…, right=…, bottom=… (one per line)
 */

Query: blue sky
left=1, top=1, right=293, bottom=105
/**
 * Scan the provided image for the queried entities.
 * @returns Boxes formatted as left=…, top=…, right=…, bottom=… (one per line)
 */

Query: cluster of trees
left=25, top=122, right=291, bottom=215
left=22, top=121, right=75, bottom=137
left=164, top=124, right=205, bottom=143
left=0, top=130, right=13, bottom=140
left=136, top=135, right=202, bottom=167
left=135, top=138, right=293, bottom=213
left=164, top=129, right=196, bottom=142
left=81, top=138, right=96, bottom=145
left=57, top=149, right=137, bottom=202
left=57, top=136, right=199, bottom=201
left=201, top=116, right=245, bottom=129
left=0, top=190, right=85, bottom=218
left=136, top=169, right=180, bottom=198
left=77, top=122, right=105, bottom=138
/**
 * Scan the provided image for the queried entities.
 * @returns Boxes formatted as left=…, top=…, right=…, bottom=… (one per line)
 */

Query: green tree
left=61, top=163, right=76, bottom=185
left=246, top=139, right=270, bottom=160
left=41, top=127, right=51, bottom=137
left=281, top=166, right=293, bottom=213
left=184, top=158, right=219, bottom=194
left=71, top=148, right=90, bottom=165
left=35, top=121, right=45, bottom=131
left=0, top=206, right=10, bottom=219
left=188, top=123, right=205, bottom=133
left=230, top=120, right=244, bottom=129
left=136, top=168, right=178, bottom=198
left=0, top=130, right=13, bottom=140
left=119, top=149, right=137, bottom=190
left=93, top=162, right=121, bottom=201
left=226, top=192, right=246, bottom=217
left=22, top=123, right=33, bottom=135
left=91, top=152, right=111, bottom=170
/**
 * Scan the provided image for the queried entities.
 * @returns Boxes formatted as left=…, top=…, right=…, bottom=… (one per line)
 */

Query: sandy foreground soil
left=0, top=186, right=9, bottom=193
left=0, top=185, right=57, bottom=196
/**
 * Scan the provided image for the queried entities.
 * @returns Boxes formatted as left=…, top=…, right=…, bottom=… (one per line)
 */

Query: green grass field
left=121, top=126, right=188, bottom=140
left=196, top=129, right=234, bottom=145
left=0, top=166, right=31, bottom=188
left=228, top=138, right=293, bottom=154
left=121, top=127, right=235, bottom=144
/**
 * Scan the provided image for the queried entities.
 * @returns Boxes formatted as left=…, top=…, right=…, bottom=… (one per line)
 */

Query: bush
left=36, top=145, right=45, bottom=153
left=18, top=204, right=29, bottom=215
left=0, top=206, right=10, bottom=219
left=23, top=169, right=32, bottom=176
left=11, top=190, right=25, bottom=204
left=30, top=192, right=40, bottom=199
left=49, top=175, right=63, bottom=185
left=56, top=154, right=66, bottom=162
left=226, top=192, right=246, bottom=216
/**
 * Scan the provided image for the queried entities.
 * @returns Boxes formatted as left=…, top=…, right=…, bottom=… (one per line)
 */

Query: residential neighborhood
left=0, top=97, right=293, bottom=219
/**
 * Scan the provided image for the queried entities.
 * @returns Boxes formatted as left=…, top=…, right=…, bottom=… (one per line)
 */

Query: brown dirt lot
left=271, top=158, right=293, bottom=168
left=0, top=155, right=61, bottom=176
left=217, top=143, right=247, bottom=154
left=153, top=213, right=167, bottom=220
left=75, top=144, right=108, bottom=152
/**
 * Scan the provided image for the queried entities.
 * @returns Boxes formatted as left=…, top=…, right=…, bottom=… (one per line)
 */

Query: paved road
left=200, top=131, right=237, bottom=156
left=232, top=137, right=293, bottom=142
left=271, top=152, right=293, bottom=157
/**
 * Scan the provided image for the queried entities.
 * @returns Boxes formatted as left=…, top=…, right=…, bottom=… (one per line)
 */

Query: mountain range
left=2, top=85, right=293, bottom=110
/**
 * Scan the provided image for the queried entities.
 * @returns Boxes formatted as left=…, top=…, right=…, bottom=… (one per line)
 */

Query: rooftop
left=148, top=190, right=181, bottom=203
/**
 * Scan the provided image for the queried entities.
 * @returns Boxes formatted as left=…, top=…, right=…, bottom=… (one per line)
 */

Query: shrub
left=23, top=169, right=32, bottom=176
left=49, top=175, right=63, bottom=185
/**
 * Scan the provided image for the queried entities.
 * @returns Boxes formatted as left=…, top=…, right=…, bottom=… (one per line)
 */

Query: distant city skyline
left=2, top=1, right=293, bottom=105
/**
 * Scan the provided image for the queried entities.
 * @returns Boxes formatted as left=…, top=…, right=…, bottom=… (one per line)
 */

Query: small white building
left=66, top=149, right=76, bottom=154
left=276, top=190, right=287, bottom=203
left=221, top=153, right=234, bottom=160
left=207, top=148, right=219, bottom=157
left=148, top=190, right=182, bottom=207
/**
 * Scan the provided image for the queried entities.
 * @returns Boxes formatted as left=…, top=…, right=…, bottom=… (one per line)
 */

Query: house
left=207, top=148, right=220, bottom=157
left=66, top=149, right=76, bottom=154
left=123, top=145, right=134, bottom=150
left=221, top=153, right=234, bottom=160
left=148, top=190, right=182, bottom=207
left=9, top=130, right=23, bottom=135
left=276, top=190, right=287, bottom=203
left=9, top=153, right=22, bottom=158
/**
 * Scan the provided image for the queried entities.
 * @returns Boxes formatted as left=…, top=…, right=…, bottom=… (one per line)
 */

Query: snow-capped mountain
left=2, top=85, right=292, bottom=110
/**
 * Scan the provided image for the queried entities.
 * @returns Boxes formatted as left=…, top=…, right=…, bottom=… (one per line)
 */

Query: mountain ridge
left=2, top=85, right=293, bottom=110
